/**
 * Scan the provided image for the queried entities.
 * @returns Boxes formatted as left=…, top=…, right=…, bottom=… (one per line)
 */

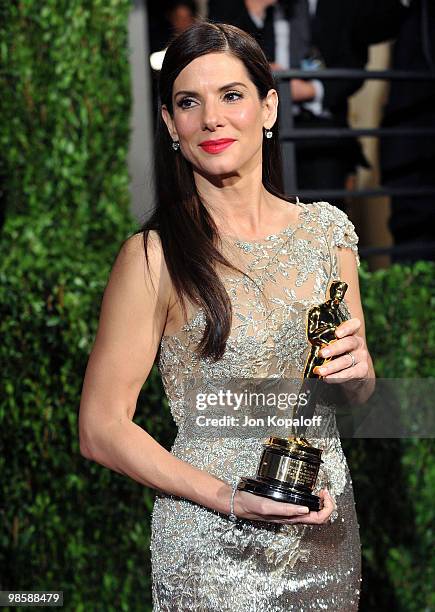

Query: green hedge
left=345, top=263, right=435, bottom=612
left=1, top=3, right=434, bottom=611
left=0, top=2, right=142, bottom=610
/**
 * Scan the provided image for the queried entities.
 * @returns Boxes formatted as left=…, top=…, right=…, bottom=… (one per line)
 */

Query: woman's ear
left=161, top=104, right=178, bottom=141
left=263, top=88, right=278, bottom=130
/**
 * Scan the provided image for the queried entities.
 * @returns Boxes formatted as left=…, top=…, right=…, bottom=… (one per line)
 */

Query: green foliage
left=342, top=262, right=435, bottom=612
left=0, top=4, right=434, bottom=612
left=0, top=2, right=152, bottom=610
left=360, top=262, right=435, bottom=377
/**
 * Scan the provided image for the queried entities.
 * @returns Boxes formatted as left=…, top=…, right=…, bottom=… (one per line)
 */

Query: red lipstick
left=198, top=138, right=236, bottom=154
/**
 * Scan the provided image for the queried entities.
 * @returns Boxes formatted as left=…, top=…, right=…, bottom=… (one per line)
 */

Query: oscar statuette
left=236, top=281, right=349, bottom=512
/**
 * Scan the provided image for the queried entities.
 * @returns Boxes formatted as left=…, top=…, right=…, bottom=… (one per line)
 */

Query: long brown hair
left=137, top=20, right=295, bottom=360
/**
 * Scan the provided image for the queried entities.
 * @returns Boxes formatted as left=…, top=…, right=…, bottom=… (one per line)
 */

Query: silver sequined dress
left=151, top=201, right=362, bottom=611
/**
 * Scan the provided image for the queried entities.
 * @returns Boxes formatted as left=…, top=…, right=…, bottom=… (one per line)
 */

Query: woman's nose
left=201, top=100, right=224, bottom=131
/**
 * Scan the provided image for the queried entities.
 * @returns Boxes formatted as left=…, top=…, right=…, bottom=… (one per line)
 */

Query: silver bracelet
left=228, top=482, right=239, bottom=523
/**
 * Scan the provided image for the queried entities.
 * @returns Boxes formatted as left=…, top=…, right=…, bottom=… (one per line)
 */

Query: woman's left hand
left=313, top=317, right=370, bottom=383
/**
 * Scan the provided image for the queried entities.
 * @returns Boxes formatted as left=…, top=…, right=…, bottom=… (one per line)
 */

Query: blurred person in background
left=166, top=0, right=198, bottom=35
left=379, top=0, right=435, bottom=262
left=148, top=1, right=199, bottom=120
left=148, top=0, right=198, bottom=52
left=208, top=0, right=371, bottom=211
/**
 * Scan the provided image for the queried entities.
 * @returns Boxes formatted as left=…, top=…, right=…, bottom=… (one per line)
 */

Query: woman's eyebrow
left=174, top=81, right=248, bottom=98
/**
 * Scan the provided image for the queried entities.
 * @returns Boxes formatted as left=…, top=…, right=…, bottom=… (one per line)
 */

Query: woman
left=79, top=20, right=374, bottom=611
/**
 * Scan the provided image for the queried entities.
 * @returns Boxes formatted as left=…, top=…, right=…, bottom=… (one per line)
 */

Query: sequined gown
left=151, top=201, right=362, bottom=611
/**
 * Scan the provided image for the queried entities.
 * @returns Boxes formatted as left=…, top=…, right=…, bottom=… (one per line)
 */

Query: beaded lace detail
left=151, top=201, right=361, bottom=611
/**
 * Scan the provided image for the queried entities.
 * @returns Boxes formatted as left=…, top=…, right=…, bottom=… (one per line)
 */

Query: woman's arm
left=78, top=232, right=234, bottom=514
left=78, top=232, right=324, bottom=523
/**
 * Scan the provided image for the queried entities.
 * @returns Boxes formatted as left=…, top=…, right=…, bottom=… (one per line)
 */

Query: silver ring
left=346, top=352, right=356, bottom=368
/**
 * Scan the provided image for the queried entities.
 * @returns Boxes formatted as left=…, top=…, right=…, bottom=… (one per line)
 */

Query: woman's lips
left=199, top=140, right=235, bottom=154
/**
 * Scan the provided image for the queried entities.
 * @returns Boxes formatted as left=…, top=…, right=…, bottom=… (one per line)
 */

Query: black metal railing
left=275, top=68, right=435, bottom=259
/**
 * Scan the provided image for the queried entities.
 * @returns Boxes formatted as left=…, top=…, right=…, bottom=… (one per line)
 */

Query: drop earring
left=264, top=128, right=273, bottom=139
left=172, top=140, right=180, bottom=150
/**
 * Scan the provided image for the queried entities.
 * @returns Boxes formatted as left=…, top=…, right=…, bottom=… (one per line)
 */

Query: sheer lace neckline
left=219, top=199, right=308, bottom=244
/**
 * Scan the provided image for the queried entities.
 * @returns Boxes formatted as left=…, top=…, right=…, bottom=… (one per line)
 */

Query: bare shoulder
left=80, top=230, right=171, bottom=432
left=118, top=230, right=163, bottom=269
left=115, top=230, right=171, bottom=304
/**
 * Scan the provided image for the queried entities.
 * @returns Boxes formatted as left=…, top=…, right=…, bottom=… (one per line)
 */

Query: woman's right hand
left=233, top=488, right=336, bottom=525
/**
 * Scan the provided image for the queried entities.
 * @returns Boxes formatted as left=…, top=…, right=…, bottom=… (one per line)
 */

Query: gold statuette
left=237, top=280, right=349, bottom=512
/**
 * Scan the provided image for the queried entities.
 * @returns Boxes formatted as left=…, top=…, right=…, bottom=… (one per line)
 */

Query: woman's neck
left=195, top=166, right=265, bottom=230
left=194, top=169, right=297, bottom=240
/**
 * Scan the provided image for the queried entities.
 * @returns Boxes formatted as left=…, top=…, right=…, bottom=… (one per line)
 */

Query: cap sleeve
left=315, top=201, right=360, bottom=268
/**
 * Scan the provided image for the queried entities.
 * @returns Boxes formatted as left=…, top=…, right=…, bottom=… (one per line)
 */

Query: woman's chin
left=195, top=163, right=241, bottom=181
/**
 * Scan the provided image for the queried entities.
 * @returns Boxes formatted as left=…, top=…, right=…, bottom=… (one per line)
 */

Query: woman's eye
left=177, top=97, right=196, bottom=109
left=224, top=91, right=243, bottom=102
